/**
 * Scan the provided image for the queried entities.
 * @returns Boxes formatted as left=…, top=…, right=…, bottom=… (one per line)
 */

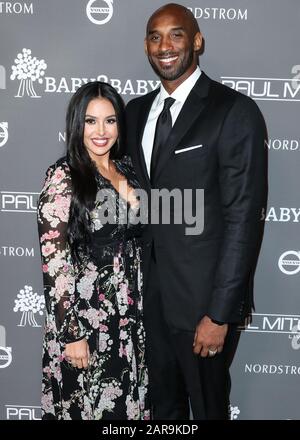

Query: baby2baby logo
left=10, top=48, right=159, bottom=98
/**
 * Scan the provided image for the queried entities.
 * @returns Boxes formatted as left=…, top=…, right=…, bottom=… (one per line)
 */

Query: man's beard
left=148, top=48, right=194, bottom=81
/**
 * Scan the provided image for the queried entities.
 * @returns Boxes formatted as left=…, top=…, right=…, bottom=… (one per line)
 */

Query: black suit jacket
left=126, top=72, right=268, bottom=330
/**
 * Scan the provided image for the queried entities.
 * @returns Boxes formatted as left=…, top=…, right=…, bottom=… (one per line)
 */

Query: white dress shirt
left=142, top=66, right=201, bottom=175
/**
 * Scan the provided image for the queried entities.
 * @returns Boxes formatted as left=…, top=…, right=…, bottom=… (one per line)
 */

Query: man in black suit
left=126, top=3, right=267, bottom=420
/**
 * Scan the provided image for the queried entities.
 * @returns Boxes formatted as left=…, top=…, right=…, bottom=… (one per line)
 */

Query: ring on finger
left=208, top=348, right=218, bottom=356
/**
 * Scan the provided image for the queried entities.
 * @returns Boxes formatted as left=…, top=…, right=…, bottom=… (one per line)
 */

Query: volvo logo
left=86, top=0, right=113, bottom=25
left=278, top=251, right=300, bottom=275
left=0, top=122, right=8, bottom=147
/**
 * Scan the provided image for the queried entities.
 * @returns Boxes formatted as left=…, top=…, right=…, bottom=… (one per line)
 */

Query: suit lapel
left=153, top=72, right=212, bottom=183
left=135, top=89, right=159, bottom=189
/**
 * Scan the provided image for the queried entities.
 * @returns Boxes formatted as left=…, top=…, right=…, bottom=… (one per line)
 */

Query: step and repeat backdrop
left=0, top=0, right=299, bottom=420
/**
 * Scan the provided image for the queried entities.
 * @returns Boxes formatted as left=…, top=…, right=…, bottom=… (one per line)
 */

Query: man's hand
left=193, top=315, right=228, bottom=357
left=65, top=338, right=90, bottom=369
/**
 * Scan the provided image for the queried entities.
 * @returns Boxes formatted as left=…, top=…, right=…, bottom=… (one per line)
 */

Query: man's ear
left=144, top=38, right=148, bottom=55
left=194, top=32, right=203, bottom=52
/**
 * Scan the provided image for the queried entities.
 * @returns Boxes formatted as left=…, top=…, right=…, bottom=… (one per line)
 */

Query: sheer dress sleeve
left=37, top=161, right=97, bottom=344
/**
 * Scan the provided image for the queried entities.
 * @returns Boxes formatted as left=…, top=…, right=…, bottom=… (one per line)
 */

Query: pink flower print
left=120, top=330, right=128, bottom=340
left=99, top=309, right=108, bottom=322
left=127, top=296, right=134, bottom=305
left=41, top=390, right=55, bottom=414
left=42, top=264, right=48, bottom=273
left=43, top=366, right=52, bottom=379
left=102, top=383, right=123, bottom=401
left=99, top=293, right=105, bottom=301
left=48, top=340, right=60, bottom=357
left=80, top=309, right=102, bottom=329
left=99, top=324, right=108, bottom=332
left=48, top=186, right=56, bottom=195
left=54, top=195, right=70, bottom=222
left=42, top=241, right=56, bottom=257
left=119, top=343, right=127, bottom=358
left=144, top=412, right=151, bottom=420
left=77, top=279, right=93, bottom=300
left=126, top=395, right=139, bottom=420
left=41, top=230, right=60, bottom=243
left=99, top=339, right=108, bottom=352
left=46, top=230, right=60, bottom=240
left=120, top=283, right=129, bottom=295
left=113, top=256, right=120, bottom=274
left=63, top=264, right=69, bottom=272
left=63, top=300, right=70, bottom=309
left=55, top=273, right=73, bottom=299
left=40, top=234, right=47, bottom=244
left=52, top=168, right=66, bottom=184
left=119, top=318, right=129, bottom=327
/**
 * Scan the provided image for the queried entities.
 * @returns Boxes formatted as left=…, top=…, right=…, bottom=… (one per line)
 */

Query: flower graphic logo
left=229, top=404, right=240, bottom=420
left=13, top=285, right=45, bottom=327
left=10, top=48, right=47, bottom=98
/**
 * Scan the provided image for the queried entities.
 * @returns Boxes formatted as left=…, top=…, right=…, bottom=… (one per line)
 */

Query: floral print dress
left=37, top=156, right=149, bottom=420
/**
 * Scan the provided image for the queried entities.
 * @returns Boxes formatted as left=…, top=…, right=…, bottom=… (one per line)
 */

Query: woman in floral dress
left=37, top=82, right=149, bottom=420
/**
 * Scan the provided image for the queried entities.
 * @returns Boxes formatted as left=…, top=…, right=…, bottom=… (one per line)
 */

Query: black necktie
left=150, top=97, right=175, bottom=182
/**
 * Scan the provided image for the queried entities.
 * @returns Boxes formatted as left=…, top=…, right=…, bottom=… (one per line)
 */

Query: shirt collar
left=157, top=66, right=201, bottom=106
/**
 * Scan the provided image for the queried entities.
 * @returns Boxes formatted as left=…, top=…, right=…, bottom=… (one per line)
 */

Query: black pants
left=143, top=256, right=239, bottom=420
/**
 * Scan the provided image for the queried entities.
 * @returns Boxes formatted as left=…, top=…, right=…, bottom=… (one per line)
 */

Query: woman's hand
left=65, top=338, right=90, bottom=369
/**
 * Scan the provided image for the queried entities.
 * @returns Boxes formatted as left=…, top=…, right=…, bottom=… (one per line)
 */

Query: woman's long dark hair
left=66, top=81, right=125, bottom=265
